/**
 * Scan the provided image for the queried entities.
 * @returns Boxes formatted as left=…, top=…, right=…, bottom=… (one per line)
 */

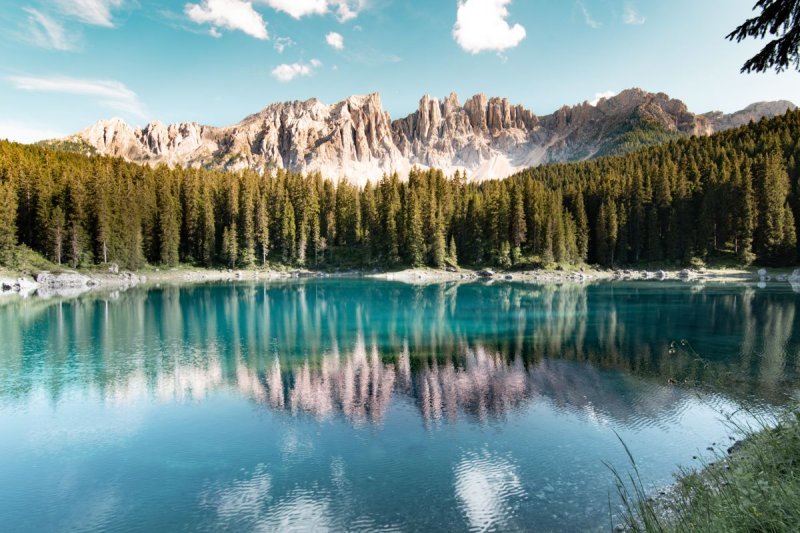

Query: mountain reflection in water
left=1, top=280, right=797, bottom=428
left=1, top=279, right=799, bottom=532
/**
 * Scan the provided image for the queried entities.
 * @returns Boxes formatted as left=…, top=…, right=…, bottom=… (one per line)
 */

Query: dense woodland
left=0, top=110, right=799, bottom=271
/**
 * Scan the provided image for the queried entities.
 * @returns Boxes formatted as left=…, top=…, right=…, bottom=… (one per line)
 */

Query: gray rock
left=71, top=91, right=795, bottom=185
left=477, top=269, right=495, bottom=278
left=36, top=271, right=90, bottom=289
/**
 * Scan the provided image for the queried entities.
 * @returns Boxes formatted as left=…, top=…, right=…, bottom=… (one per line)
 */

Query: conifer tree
left=281, top=200, right=296, bottom=264
left=736, top=166, right=756, bottom=263
left=573, top=192, right=589, bottom=263
left=239, top=178, right=256, bottom=267
left=200, top=187, right=216, bottom=266
left=158, top=192, right=181, bottom=266
left=756, top=151, right=794, bottom=262
left=406, top=191, right=424, bottom=267
left=222, top=224, right=238, bottom=268
left=447, top=236, right=458, bottom=266
left=255, top=196, right=270, bottom=266
left=596, top=200, right=619, bottom=267
left=431, top=223, right=447, bottom=268
left=0, top=181, right=17, bottom=265
left=50, top=206, right=65, bottom=265
left=509, top=182, right=527, bottom=257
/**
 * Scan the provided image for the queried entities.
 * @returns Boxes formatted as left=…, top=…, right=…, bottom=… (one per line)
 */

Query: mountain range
left=58, top=88, right=796, bottom=184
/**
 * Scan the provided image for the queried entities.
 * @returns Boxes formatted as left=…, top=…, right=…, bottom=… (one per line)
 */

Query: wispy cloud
left=255, top=0, right=365, bottom=21
left=623, top=4, right=645, bottom=25
left=453, top=0, right=527, bottom=55
left=23, top=7, right=79, bottom=51
left=274, top=36, right=294, bottom=53
left=7, top=75, right=148, bottom=120
left=326, top=31, right=344, bottom=50
left=330, top=0, right=365, bottom=22
left=260, top=0, right=327, bottom=19
left=185, top=0, right=269, bottom=40
left=577, top=1, right=600, bottom=29
left=54, top=0, right=124, bottom=28
left=271, top=59, right=322, bottom=82
left=0, top=120, right=65, bottom=144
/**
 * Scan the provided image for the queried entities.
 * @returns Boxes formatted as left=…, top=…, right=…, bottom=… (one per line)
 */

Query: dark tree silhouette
left=728, top=0, right=800, bottom=73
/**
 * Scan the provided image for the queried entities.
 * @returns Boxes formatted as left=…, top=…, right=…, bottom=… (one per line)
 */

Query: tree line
left=0, top=110, right=799, bottom=270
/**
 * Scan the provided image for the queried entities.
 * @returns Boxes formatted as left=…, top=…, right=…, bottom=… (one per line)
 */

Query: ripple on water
left=454, top=449, right=527, bottom=532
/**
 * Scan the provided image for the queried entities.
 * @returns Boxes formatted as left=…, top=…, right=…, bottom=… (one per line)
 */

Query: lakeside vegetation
left=614, top=405, right=800, bottom=532
left=1, top=111, right=799, bottom=273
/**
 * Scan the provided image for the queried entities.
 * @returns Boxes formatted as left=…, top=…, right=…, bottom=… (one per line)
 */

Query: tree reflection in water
left=0, top=280, right=798, bottom=428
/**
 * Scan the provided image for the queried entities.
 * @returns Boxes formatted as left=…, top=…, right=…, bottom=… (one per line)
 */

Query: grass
left=0, top=245, right=61, bottom=277
left=610, top=405, right=800, bottom=532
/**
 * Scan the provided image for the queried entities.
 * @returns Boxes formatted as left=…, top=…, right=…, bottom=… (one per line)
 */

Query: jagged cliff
left=64, top=88, right=796, bottom=184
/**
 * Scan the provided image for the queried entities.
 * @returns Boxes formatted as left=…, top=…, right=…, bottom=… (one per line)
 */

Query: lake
left=0, top=280, right=798, bottom=532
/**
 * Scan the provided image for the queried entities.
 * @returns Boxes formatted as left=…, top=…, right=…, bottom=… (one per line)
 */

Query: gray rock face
left=36, top=271, right=92, bottom=289
left=65, top=89, right=796, bottom=184
left=701, top=101, right=796, bottom=131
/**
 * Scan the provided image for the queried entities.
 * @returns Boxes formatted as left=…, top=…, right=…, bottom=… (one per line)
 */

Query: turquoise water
left=0, top=280, right=798, bottom=532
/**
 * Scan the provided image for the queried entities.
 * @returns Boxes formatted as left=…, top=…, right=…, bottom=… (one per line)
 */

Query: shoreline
left=0, top=264, right=796, bottom=298
left=617, top=406, right=800, bottom=532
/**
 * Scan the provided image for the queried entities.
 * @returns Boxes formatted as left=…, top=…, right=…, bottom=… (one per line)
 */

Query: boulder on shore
left=36, top=271, right=91, bottom=289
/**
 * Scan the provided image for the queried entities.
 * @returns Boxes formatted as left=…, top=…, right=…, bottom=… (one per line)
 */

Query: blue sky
left=1, top=0, right=799, bottom=142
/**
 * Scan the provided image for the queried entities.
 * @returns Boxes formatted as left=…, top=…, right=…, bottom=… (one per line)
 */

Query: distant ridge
left=55, top=89, right=796, bottom=184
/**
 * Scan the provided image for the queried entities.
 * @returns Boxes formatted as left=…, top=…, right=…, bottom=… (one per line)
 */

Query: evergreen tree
left=756, top=151, right=794, bottom=262
left=509, top=182, right=527, bottom=258
left=158, top=192, right=181, bottom=266
left=431, top=223, right=447, bottom=268
left=0, top=181, right=17, bottom=264
left=50, top=206, right=65, bottom=265
left=447, top=236, right=458, bottom=266
left=222, top=224, right=238, bottom=268
left=736, top=165, right=756, bottom=263
left=596, top=200, right=619, bottom=267
left=281, top=198, right=296, bottom=264
left=255, top=195, right=270, bottom=266
left=406, top=191, right=424, bottom=267
left=573, top=192, right=590, bottom=263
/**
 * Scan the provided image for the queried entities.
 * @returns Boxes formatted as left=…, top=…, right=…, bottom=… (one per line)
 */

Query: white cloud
left=255, top=0, right=364, bottom=21
left=577, top=1, right=600, bottom=29
left=260, top=0, right=327, bottom=19
left=54, top=0, right=124, bottom=28
left=8, top=75, right=148, bottom=120
left=623, top=5, right=645, bottom=25
left=274, top=36, right=294, bottom=53
left=0, top=120, right=65, bottom=144
left=589, top=90, right=616, bottom=106
left=209, top=27, right=222, bottom=37
left=24, top=8, right=78, bottom=51
left=326, top=31, right=344, bottom=50
left=271, top=59, right=322, bottom=82
left=331, top=0, right=365, bottom=22
left=185, top=0, right=269, bottom=40
left=453, top=0, right=526, bottom=54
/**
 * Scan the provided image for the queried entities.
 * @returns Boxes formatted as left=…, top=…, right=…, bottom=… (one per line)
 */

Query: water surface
left=1, top=280, right=798, bottom=531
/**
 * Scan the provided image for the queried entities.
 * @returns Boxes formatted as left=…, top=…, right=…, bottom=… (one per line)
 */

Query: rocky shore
left=1, top=265, right=798, bottom=299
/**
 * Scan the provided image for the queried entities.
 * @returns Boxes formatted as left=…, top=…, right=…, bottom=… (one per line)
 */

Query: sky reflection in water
left=0, top=280, right=798, bottom=532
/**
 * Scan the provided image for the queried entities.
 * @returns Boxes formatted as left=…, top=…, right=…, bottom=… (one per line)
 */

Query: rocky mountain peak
left=64, top=89, right=796, bottom=184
